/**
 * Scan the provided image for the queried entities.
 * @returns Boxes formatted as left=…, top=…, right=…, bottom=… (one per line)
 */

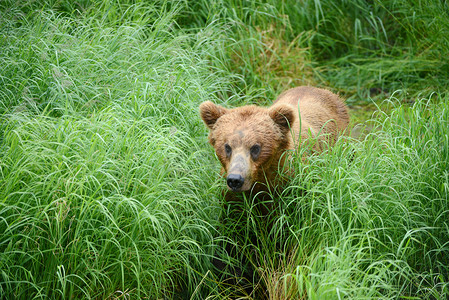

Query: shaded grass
left=178, top=0, right=449, bottom=103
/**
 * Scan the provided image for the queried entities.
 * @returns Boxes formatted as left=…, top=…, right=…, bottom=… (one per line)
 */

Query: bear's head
left=200, top=101, right=295, bottom=192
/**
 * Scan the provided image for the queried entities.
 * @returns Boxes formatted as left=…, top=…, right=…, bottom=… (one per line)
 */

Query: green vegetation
left=1, top=0, right=448, bottom=298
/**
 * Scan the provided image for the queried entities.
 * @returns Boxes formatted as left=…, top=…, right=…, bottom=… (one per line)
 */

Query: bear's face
left=200, top=101, right=294, bottom=192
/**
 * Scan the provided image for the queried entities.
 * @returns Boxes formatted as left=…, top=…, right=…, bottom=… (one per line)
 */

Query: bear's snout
left=227, top=174, right=244, bottom=191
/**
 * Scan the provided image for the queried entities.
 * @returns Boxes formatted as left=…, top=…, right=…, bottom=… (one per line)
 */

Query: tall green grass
left=1, top=0, right=448, bottom=299
left=246, top=93, right=449, bottom=298
left=178, top=0, right=449, bottom=103
left=1, top=1, right=230, bottom=298
left=208, top=94, right=448, bottom=299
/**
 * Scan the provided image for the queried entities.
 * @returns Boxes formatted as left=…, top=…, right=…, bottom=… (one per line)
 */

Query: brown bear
left=200, top=86, right=349, bottom=195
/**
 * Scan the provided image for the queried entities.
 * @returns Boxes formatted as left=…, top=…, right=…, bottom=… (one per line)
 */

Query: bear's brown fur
left=200, top=86, right=349, bottom=195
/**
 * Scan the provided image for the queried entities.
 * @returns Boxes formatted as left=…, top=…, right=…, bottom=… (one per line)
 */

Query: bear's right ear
left=199, top=101, right=228, bottom=130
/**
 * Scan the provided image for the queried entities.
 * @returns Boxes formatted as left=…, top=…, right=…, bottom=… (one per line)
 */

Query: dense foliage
left=1, top=0, right=448, bottom=298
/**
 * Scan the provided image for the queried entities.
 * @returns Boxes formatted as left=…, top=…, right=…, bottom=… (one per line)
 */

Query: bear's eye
left=250, top=144, right=261, bottom=160
left=224, top=144, right=232, bottom=158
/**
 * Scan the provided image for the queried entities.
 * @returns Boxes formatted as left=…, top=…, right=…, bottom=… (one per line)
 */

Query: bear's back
left=274, top=86, right=349, bottom=144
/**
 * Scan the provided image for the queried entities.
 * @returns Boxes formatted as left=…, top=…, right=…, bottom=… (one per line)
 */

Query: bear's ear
left=199, top=101, right=228, bottom=130
left=269, top=104, right=294, bottom=131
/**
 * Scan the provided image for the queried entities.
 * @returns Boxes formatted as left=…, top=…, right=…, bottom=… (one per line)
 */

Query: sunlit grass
left=0, top=2, right=229, bottom=298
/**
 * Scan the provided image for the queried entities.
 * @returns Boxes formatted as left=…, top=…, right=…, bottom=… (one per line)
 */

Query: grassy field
left=1, top=0, right=448, bottom=299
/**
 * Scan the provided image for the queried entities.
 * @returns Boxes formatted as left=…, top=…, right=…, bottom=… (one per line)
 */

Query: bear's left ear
left=269, top=104, right=294, bottom=131
left=199, top=101, right=228, bottom=130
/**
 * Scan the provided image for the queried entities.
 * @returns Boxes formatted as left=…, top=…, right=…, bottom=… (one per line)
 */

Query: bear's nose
left=227, top=174, right=244, bottom=191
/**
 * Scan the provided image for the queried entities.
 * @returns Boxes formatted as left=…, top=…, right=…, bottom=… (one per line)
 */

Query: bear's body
left=200, top=86, right=349, bottom=194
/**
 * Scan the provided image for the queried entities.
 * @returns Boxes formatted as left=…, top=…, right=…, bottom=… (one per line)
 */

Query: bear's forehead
left=214, top=110, right=278, bottom=145
left=218, top=108, right=270, bottom=125
left=217, top=126, right=273, bottom=147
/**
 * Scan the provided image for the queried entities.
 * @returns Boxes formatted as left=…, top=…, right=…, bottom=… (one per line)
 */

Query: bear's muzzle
left=226, top=153, right=252, bottom=192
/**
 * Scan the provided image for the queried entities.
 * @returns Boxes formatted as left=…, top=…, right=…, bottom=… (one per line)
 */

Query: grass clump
left=1, top=112, right=220, bottom=298
left=0, top=1, right=229, bottom=298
